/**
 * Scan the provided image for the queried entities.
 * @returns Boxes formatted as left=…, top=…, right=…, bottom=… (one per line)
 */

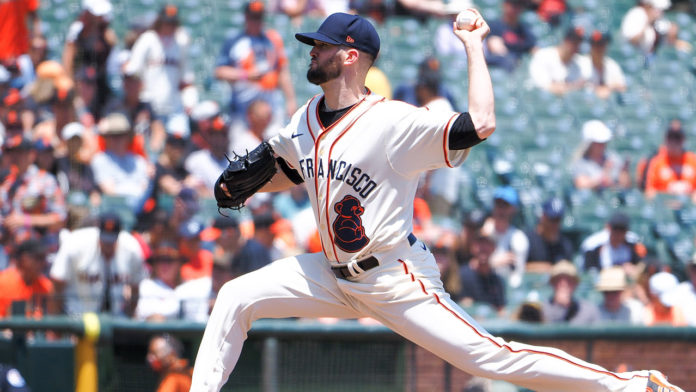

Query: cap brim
left=295, top=32, right=342, bottom=46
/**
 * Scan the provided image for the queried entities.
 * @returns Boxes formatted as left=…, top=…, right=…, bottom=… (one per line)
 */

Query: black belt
left=332, top=233, right=417, bottom=279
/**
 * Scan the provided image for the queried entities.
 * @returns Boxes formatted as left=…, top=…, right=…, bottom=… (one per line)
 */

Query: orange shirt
left=643, top=304, right=688, bottom=327
left=156, top=360, right=192, bottom=392
left=0, top=0, right=39, bottom=60
left=644, top=146, right=696, bottom=194
left=0, top=267, right=53, bottom=318
left=180, top=249, right=213, bottom=281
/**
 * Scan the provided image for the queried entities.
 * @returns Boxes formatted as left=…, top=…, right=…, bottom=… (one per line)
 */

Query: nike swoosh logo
left=420, top=243, right=426, bottom=250
left=291, top=132, right=303, bottom=138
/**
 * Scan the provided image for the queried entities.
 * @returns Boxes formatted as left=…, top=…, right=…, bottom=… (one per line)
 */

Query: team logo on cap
left=332, top=195, right=370, bottom=253
left=346, top=35, right=355, bottom=43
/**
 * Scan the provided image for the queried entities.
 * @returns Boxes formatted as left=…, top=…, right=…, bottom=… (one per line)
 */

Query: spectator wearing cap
left=123, top=4, right=195, bottom=125
left=54, top=122, right=99, bottom=202
left=207, top=217, right=244, bottom=256
left=577, top=30, right=626, bottom=100
left=62, top=0, right=116, bottom=120
left=595, top=267, right=644, bottom=325
left=0, top=238, right=54, bottom=318
left=458, top=231, right=507, bottom=312
left=176, top=250, right=242, bottom=322
left=184, top=114, right=231, bottom=195
left=674, top=255, right=696, bottom=326
left=621, top=0, right=688, bottom=57
left=454, top=208, right=488, bottom=265
left=481, top=186, right=529, bottom=288
left=103, top=72, right=167, bottom=158
left=178, top=220, right=214, bottom=282
left=91, top=113, right=152, bottom=212
left=643, top=122, right=696, bottom=202
left=542, top=260, right=601, bottom=325
left=50, top=212, right=147, bottom=316
left=152, top=127, right=193, bottom=202
left=525, top=197, right=574, bottom=271
left=214, top=0, right=296, bottom=128
left=642, top=271, right=687, bottom=326
left=572, top=120, right=631, bottom=191
left=32, top=137, right=57, bottom=175
left=0, top=135, right=66, bottom=241
left=230, top=213, right=275, bottom=274
left=189, top=100, right=220, bottom=150
left=528, top=26, right=586, bottom=95
left=580, top=212, right=646, bottom=273
left=135, top=241, right=184, bottom=321
left=485, top=0, right=537, bottom=72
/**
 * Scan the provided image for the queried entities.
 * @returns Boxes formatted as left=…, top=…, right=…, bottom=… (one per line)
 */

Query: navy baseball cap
left=295, top=13, right=380, bottom=58
left=542, top=197, right=565, bottom=219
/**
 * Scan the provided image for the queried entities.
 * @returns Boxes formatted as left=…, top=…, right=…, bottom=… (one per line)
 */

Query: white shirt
left=528, top=46, right=584, bottom=90
left=175, top=277, right=212, bottom=323
left=675, top=281, right=696, bottom=326
left=184, top=150, right=230, bottom=191
left=577, top=55, right=626, bottom=88
left=50, top=227, right=147, bottom=316
left=135, top=278, right=181, bottom=320
left=483, top=220, right=530, bottom=287
left=621, top=6, right=655, bottom=54
left=123, top=29, right=193, bottom=116
left=91, top=151, right=151, bottom=211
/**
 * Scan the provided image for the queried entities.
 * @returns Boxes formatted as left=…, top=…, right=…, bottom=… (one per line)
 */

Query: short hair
left=154, top=333, right=184, bottom=357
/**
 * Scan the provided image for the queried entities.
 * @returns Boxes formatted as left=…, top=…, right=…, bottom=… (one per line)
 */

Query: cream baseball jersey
left=269, top=91, right=469, bottom=264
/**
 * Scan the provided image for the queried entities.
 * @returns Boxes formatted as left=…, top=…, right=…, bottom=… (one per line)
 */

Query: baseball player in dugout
left=191, top=9, right=683, bottom=392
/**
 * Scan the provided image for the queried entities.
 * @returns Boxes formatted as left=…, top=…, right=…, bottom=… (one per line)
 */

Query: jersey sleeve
left=385, top=103, right=470, bottom=178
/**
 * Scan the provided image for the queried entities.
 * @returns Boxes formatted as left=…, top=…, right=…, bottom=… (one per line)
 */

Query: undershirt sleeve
left=448, top=112, right=484, bottom=150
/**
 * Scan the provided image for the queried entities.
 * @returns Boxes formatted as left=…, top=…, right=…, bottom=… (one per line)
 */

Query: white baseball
left=455, top=9, right=477, bottom=31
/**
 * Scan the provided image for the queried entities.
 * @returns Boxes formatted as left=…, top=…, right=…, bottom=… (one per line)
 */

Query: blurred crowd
left=1, top=0, right=696, bottom=331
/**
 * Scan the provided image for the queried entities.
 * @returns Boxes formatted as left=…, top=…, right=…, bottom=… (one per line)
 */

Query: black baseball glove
left=214, top=142, right=277, bottom=210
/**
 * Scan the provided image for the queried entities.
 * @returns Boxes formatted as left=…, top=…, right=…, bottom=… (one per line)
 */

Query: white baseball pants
left=190, top=240, right=649, bottom=391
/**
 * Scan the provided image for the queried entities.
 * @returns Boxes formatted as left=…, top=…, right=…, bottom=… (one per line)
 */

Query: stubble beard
left=307, top=53, right=343, bottom=85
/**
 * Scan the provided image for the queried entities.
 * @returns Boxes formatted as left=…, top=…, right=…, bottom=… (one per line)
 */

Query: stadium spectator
left=364, top=64, right=392, bottom=99
left=152, top=130, right=192, bottom=203
left=207, top=217, right=244, bottom=256
left=644, top=122, right=696, bottom=202
left=251, top=212, right=283, bottom=262
left=271, top=0, right=350, bottom=22
left=528, top=26, right=585, bottom=95
left=595, top=266, right=644, bottom=324
left=104, top=73, right=168, bottom=158
left=0, top=135, right=66, bottom=243
left=484, top=0, right=537, bottom=72
left=525, top=197, right=574, bottom=271
left=184, top=114, right=230, bottom=196
left=146, top=334, right=192, bottom=392
left=393, top=57, right=457, bottom=110
left=50, top=212, right=147, bottom=317
left=214, top=1, right=296, bottom=128
left=0, top=0, right=41, bottom=74
left=135, top=241, right=185, bottom=321
left=458, top=231, right=506, bottom=312
left=454, top=208, right=487, bottom=265
left=55, top=122, right=99, bottom=203
left=394, top=0, right=461, bottom=19
left=0, top=238, right=54, bottom=318
left=61, top=0, right=116, bottom=120
left=542, top=260, right=601, bottom=325
left=675, top=255, right=696, bottom=326
left=481, top=186, right=529, bottom=288
left=231, top=99, right=273, bottom=155
left=580, top=212, right=646, bottom=272
left=572, top=120, right=631, bottom=191
left=621, top=0, right=688, bottom=59
left=528, top=0, right=567, bottom=26
left=578, top=30, right=627, bottom=100
left=188, top=100, right=221, bottom=150
left=91, top=113, right=152, bottom=213
left=178, top=220, right=213, bottom=282
left=123, top=5, right=195, bottom=125
left=273, top=185, right=311, bottom=221
left=643, top=271, right=688, bottom=326
left=433, top=1, right=474, bottom=62
left=177, top=251, right=241, bottom=322
left=32, top=137, right=56, bottom=175
left=431, top=236, right=462, bottom=302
